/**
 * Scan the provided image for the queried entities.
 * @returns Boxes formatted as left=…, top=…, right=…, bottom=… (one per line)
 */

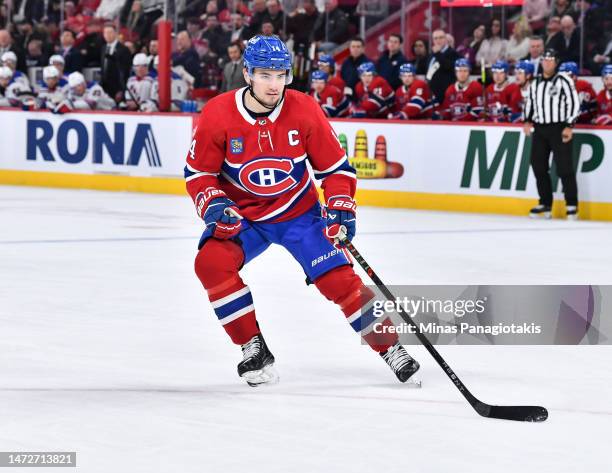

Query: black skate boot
left=237, top=334, right=278, bottom=387
left=529, top=204, right=552, bottom=219
left=566, top=205, right=578, bottom=221
left=380, top=342, right=420, bottom=383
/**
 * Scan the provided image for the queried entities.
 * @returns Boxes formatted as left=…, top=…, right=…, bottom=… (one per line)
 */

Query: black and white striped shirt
left=523, top=72, right=580, bottom=125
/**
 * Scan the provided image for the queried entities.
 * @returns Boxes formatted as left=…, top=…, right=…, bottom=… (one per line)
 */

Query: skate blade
left=566, top=214, right=579, bottom=221
left=529, top=212, right=551, bottom=219
left=242, top=364, right=279, bottom=387
left=405, top=378, right=422, bottom=389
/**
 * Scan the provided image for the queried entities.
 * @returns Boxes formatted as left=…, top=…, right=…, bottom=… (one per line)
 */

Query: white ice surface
left=1, top=186, right=611, bottom=473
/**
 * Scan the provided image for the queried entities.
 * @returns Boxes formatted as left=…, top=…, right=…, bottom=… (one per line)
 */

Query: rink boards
left=1, top=109, right=611, bottom=220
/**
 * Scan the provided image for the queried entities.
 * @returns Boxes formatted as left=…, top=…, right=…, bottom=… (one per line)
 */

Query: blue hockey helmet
left=317, top=54, right=334, bottom=68
left=454, top=58, right=471, bottom=70
left=559, top=61, right=579, bottom=76
left=491, top=60, right=509, bottom=73
left=603, top=64, right=612, bottom=77
left=515, top=60, right=535, bottom=75
left=243, top=34, right=293, bottom=84
left=311, top=70, right=329, bottom=82
left=399, top=63, right=416, bottom=76
left=357, top=61, right=376, bottom=76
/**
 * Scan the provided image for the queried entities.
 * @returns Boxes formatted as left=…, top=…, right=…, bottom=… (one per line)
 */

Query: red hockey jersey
left=328, top=75, right=347, bottom=94
left=575, top=79, right=597, bottom=124
left=595, top=89, right=612, bottom=125
left=508, top=83, right=530, bottom=123
left=185, top=87, right=356, bottom=223
left=484, top=82, right=517, bottom=122
left=441, top=81, right=484, bottom=121
left=354, top=76, right=395, bottom=118
left=393, top=79, right=432, bottom=119
left=309, top=84, right=350, bottom=118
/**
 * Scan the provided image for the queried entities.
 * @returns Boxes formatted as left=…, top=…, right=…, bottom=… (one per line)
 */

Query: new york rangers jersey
left=149, top=71, right=189, bottom=111
left=36, top=82, right=66, bottom=109
left=575, top=79, right=597, bottom=124
left=354, top=76, right=395, bottom=118
left=126, top=74, right=155, bottom=106
left=0, top=81, right=32, bottom=107
left=185, top=87, right=356, bottom=224
left=393, top=79, right=432, bottom=119
left=309, top=84, right=349, bottom=117
left=441, top=81, right=484, bottom=121
left=595, top=89, right=612, bottom=125
left=10, top=70, right=30, bottom=89
left=484, top=82, right=517, bottom=122
left=67, top=81, right=115, bottom=110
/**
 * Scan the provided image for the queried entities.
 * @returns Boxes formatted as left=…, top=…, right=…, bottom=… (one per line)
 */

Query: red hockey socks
left=194, top=239, right=259, bottom=345
left=314, top=265, right=397, bottom=352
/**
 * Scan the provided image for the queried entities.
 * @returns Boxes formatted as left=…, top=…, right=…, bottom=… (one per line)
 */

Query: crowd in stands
left=0, top=0, right=610, bottom=124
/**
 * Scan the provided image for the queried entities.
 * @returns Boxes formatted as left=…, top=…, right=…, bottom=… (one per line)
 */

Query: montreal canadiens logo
left=238, top=157, right=298, bottom=197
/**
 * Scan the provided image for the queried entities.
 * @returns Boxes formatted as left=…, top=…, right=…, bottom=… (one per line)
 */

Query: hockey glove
left=197, top=188, right=242, bottom=240
left=325, top=196, right=356, bottom=245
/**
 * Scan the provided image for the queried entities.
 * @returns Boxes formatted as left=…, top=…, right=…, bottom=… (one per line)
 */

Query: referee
left=523, top=48, right=580, bottom=220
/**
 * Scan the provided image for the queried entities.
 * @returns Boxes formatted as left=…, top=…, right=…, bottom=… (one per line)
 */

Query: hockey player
left=35, top=66, right=67, bottom=110
left=125, top=53, right=155, bottom=111
left=558, top=61, right=597, bottom=124
left=484, top=60, right=517, bottom=122
left=440, top=59, right=483, bottom=121
left=389, top=63, right=432, bottom=120
left=48, top=55, right=70, bottom=92
left=147, top=55, right=189, bottom=112
left=509, top=60, right=535, bottom=123
left=0, top=65, right=33, bottom=108
left=58, top=71, right=115, bottom=111
left=351, top=62, right=394, bottom=118
left=1, top=51, right=30, bottom=89
left=317, top=54, right=348, bottom=96
left=185, top=35, right=419, bottom=387
left=595, top=65, right=612, bottom=125
left=308, top=70, right=349, bottom=118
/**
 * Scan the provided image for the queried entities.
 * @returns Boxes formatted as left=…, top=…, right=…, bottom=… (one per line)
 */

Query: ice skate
left=380, top=342, right=420, bottom=384
left=529, top=205, right=552, bottom=219
left=237, top=334, right=278, bottom=387
left=566, top=205, right=579, bottom=221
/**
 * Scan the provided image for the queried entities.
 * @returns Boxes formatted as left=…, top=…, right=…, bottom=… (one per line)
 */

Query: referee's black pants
left=530, top=123, right=577, bottom=207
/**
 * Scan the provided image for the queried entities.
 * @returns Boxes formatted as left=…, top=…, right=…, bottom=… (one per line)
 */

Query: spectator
left=1, top=51, right=30, bottom=88
left=201, top=15, right=229, bottom=57
left=340, top=37, right=370, bottom=97
left=221, top=41, right=247, bottom=91
left=96, top=0, right=124, bottom=20
left=186, top=17, right=203, bottom=40
left=308, top=70, right=349, bottom=117
left=457, top=24, right=486, bottom=70
left=476, top=18, right=508, bottom=67
left=25, top=39, right=47, bottom=67
left=551, top=0, right=573, bottom=19
left=594, top=65, right=612, bottom=125
left=228, top=13, right=249, bottom=44
left=574, top=0, right=605, bottom=46
left=389, top=63, right=432, bottom=120
left=263, top=0, right=286, bottom=39
left=15, top=19, right=44, bottom=53
left=79, top=23, right=106, bottom=67
left=350, top=62, right=394, bottom=118
left=0, top=29, right=26, bottom=72
left=246, top=0, right=268, bottom=39
left=124, top=1, right=150, bottom=40
left=62, top=71, right=115, bottom=110
left=261, top=20, right=275, bottom=36
left=426, top=29, right=459, bottom=104
left=506, top=17, right=532, bottom=63
left=589, top=33, right=611, bottom=73
left=313, top=0, right=350, bottom=53
left=411, top=39, right=429, bottom=75
left=100, top=23, right=132, bottom=102
left=12, top=0, right=46, bottom=24
left=140, top=0, right=164, bottom=37
left=522, top=0, right=550, bottom=33
left=548, top=15, right=581, bottom=63
left=545, top=16, right=561, bottom=48
left=173, top=30, right=202, bottom=87
left=376, top=33, right=407, bottom=90
left=59, top=30, right=83, bottom=73
left=522, top=35, right=545, bottom=75
left=287, top=0, right=319, bottom=48
left=183, top=0, right=208, bottom=22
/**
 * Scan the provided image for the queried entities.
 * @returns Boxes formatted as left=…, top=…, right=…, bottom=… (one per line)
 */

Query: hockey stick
left=343, top=239, right=548, bottom=422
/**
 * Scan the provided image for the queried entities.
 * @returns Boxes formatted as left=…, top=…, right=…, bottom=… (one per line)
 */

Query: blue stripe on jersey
left=313, top=158, right=356, bottom=181
left=214, top=292, right=254, bottom=320
left=184, top=165, right=196, bottom=179
left=349, top=306, right=377, bottom=332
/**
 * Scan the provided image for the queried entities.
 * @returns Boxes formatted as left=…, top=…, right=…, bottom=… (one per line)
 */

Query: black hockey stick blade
left=476, top=402, right=549, bottom=422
